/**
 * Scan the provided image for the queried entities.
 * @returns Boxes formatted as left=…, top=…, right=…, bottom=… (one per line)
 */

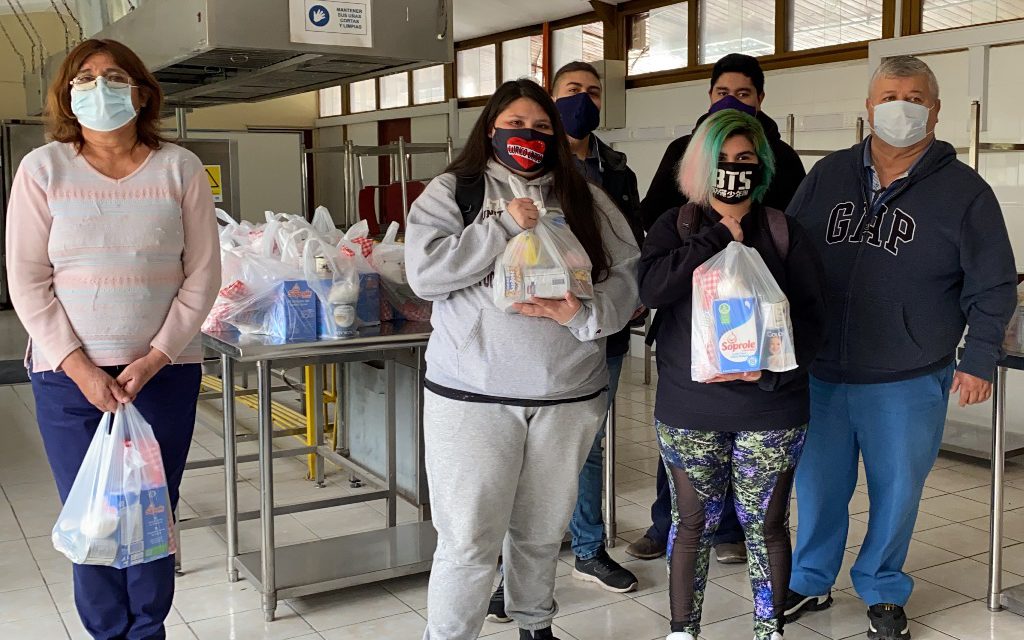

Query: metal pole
left=175, top=107, right=188, bottom=140
left=313, top=364, right=325, bottom=487
left=385, top=359, right=398, bottom=527
left=256, top=360, right=277, bottom=621
left=786, top=113, right=796, bottom=148
left=446, top=136, right=454, bottom=164
left=604, top=399, right=617, bottom=547
left=173, top=506, right=182, bottom=575
left=342, top=142, right=352, bottom=228
left=644, top=314, right=653, bottom=386
left=969, top=100, right=981, bottom=171
left=300, top=138, right=310, bottom=221
left=221, top=355, right=239, bottom=582
left=988, top=365, right=1007, bottom=611
left=397, top=136, right=409, bottom=228
left=856, top=117, right=865, bottom=143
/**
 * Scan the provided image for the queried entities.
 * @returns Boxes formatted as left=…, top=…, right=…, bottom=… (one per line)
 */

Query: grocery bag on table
left=372, top=222, right=432, bottom=322
left=52, top=404, right=176, bottom=568
left=691, top=241, right=797, bottom=382
left=493, top=175, right=594, bottom=312
left=304, top=236, right=361, bottom=339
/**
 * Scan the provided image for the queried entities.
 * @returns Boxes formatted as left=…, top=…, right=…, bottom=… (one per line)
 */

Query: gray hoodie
left=406, top=160, right=641, bottom=402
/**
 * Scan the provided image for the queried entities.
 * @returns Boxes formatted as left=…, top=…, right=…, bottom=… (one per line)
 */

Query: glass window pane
left=923, top=0, right=1024, bottom=31
left=791, top=0, right=883, bottom=51
left=380, top=72, right=409, bottom=109
left=318, top=86, right=342, bottom=117
left=349, top=78, right=377, bottom=113
left=502, top=35, right=545, bottom=84
left=413, top=65, right=446, bottom=105
left=628, top=4, right=689, bottom=75
left=700, top=0, right=775, bottom=64
left=457, top=45, right=497, bottom=98
left=552, top=22, right=605, bottom=73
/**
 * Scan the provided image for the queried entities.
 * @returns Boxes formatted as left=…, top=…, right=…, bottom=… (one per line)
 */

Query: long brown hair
left=447, top=79, right=610, bottom=282
left=46, top=39, right=168, bottom=150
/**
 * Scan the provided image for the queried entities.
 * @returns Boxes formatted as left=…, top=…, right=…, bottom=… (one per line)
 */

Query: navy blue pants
left=32, top=364, right=201, bottom=640
left=648, top=454, right=744, bottom=546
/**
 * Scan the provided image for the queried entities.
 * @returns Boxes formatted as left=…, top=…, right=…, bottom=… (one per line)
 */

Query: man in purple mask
left=628, top=53, right=807, bottom=565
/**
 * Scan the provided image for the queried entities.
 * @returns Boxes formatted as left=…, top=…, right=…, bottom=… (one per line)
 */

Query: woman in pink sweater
left=6, top=39, right=219, bottom=639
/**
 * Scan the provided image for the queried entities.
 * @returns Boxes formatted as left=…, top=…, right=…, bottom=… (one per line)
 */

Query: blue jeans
left=790, top=364, right=954, bottom=606
left=31, top=364, right=201, bottom=640
left=570, top=354, right=624, bottom=560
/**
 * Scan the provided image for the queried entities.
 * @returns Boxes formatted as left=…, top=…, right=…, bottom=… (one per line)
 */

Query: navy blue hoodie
left=788, top=137, right=1017, bottom=384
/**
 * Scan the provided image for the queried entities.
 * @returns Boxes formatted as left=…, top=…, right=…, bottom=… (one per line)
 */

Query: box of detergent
left=713, top=297, right=761, bottom=374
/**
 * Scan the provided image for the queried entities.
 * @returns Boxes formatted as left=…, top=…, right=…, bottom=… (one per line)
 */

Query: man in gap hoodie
left=783, top=56, right=1017, bottom=640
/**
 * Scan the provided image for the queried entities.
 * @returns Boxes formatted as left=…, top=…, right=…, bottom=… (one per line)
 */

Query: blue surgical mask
left=71, top=77, right=138, bottom=132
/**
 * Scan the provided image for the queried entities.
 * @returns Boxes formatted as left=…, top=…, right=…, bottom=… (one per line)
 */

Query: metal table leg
left=604, top=399, right=617, bottom=548
left=312, top=365, right=325, bottom=487
left=385, top=359, right=397, bottom=528
left=257, top=360, right=277, bottom=621
left=222, top=354, right=239, bottom=582
left=989, top=366, right=1006, bottom=611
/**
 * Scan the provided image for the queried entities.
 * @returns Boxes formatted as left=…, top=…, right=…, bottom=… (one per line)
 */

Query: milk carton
left=713, top=297, right=761, bottom=373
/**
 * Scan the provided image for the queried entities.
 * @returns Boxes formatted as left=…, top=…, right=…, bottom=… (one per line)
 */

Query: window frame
left=625, top=1, right=691, bottom=76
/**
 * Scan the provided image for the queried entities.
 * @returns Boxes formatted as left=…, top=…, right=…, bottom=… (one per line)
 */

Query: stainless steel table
left=988, top=351, right=1024, bottom=614
left=204, top=324, right=435, bottom=621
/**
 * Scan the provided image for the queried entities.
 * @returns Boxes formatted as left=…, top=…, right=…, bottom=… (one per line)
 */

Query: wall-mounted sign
left=290, top=0, right=372, bottom=48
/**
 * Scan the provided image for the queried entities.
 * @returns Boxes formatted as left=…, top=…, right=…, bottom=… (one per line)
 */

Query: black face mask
left=491, top=127, right=557, bottom=173
left=713, top=162, right=762, bottom=204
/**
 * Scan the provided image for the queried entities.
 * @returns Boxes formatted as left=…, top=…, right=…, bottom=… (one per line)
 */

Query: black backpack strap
left=764, top=207, right=790, bottom=262
left=646, top=205, right=702, bottom=346
left=454, top=173, right=486, bottom=227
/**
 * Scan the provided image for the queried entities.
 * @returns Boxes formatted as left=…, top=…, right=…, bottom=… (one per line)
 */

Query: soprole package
left=691, top=241, right=797, bottom=382
left=713, top=297, right=760, bottom=373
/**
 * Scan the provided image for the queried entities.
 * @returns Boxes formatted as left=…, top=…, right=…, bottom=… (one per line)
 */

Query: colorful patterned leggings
left=656, top=422, right=806, bottom=640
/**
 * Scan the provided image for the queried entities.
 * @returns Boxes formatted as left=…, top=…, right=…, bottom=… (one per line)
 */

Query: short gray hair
left=870, top=55, right=940, bottom=100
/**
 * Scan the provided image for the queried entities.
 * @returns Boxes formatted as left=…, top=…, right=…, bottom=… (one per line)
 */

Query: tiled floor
left=3, top=357, right=1024, bottom=639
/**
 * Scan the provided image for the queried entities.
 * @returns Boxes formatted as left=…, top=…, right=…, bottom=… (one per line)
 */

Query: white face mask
left=870, top=100, right=933, bottom=148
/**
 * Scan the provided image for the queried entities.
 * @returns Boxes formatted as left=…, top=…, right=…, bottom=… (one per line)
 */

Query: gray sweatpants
left=422, top=389, right=607, bottom=639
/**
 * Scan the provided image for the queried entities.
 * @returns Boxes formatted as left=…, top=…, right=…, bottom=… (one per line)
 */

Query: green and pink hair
left=678, top=110, right=776, bottom=207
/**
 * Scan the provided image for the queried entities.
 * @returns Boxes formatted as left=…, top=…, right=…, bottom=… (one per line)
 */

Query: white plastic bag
left=311, top=206, right=343, bottom=245
left=304, top=236, right=360, bottom=339
left=52, top=404, right=176, bottom=569
left=493, top=176, right=594, bottom=312
left=372, top=222, right=432, bottom=322
left=691, top=242, right=797, bottom=382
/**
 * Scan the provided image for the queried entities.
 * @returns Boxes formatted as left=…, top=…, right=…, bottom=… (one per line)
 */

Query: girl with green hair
left=638, top=109, right=828, bottom=640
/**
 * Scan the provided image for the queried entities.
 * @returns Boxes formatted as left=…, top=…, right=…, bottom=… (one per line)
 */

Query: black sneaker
left=867, top=603, right=911, bottom=640
left=783, top=589, right=833, bottom=622
left=519, top=627, right=559, bottom=640
left=486, top=578, right=511, bottom=623
left=572, top=549, right=638, bottom=593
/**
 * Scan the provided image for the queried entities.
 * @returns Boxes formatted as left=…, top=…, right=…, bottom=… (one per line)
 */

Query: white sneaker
left=769, top=633, right=784, bottom=640
left=666, top=633, right=696, bottom=640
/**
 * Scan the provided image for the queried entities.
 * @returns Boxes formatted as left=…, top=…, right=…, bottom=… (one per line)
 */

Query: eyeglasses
left=70, top=72, right=135, bottom=91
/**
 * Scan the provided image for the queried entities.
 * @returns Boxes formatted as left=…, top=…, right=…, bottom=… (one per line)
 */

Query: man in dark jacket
left=783, top=56, right=1016, bottom=640
left=639, top=53, right=806, bottom=231
left=627, top=53, right=807, bottom=567
left=485, top=61, right=644, bottom=623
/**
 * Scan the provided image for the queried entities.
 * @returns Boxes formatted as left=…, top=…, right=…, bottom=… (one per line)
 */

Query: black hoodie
left=639, top=110, right=807, bottom=231
left=789, top=137, right=1017, bottom=384
left=639, top=204, right=828, bottom=431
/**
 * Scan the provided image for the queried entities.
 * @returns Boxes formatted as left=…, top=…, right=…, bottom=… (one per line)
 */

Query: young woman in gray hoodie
left=405, top=79, right=640, bottom=640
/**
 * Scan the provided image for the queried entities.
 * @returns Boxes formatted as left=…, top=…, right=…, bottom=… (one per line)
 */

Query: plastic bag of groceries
left=371, top=222, right=432, bottom=322
left=1004, top=284, right=1024, bottom=353
left=691, top=242, right=797, bottom=382
left=493, top=175, right=594, bottom=312
left=52, top=404, right=176, bottom=569
left=311, top=206, right=344, bottom=245
left=304, top=236, right=361, bottom=339
left=205, top=246, right=317, bottom=342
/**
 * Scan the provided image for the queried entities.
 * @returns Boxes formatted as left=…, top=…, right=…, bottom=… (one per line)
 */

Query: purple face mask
left=708, top=94, right=757, bottom=117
